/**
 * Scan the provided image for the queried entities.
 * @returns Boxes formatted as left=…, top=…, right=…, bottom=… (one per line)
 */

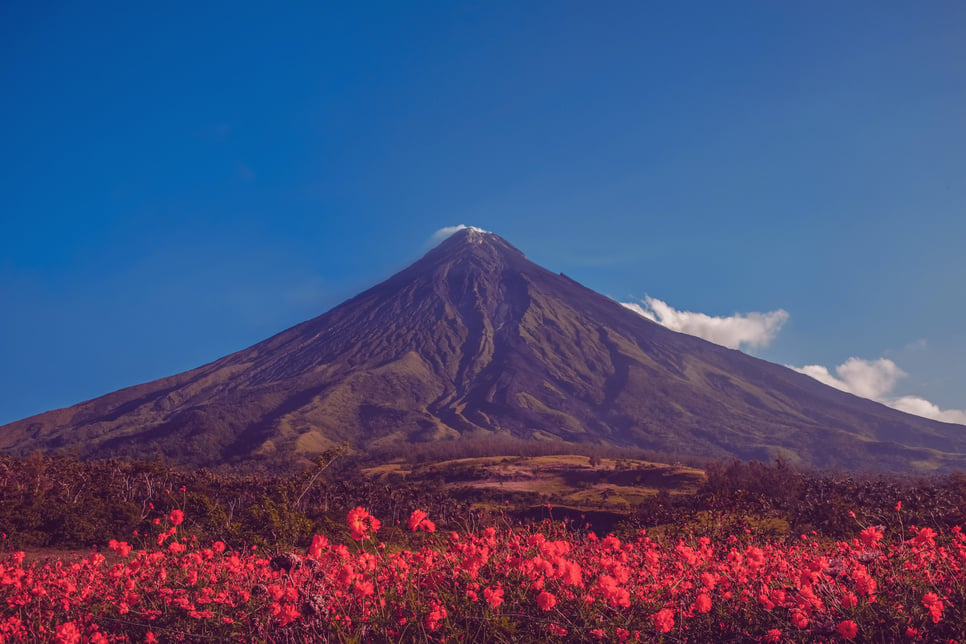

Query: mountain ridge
left=3, top=228, right=964, bottom=472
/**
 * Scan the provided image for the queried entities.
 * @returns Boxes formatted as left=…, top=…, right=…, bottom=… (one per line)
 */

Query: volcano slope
left=2, top=228, right=964, bottom=472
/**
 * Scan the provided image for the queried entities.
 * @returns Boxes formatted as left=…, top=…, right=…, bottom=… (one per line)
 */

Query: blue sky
left=2, top=2, right=964, bottom=426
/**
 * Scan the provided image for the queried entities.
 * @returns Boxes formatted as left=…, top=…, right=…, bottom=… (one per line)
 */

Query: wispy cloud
left=431, top=225, right=469, bottom=243
left=622, top=296, right=789, bottom=351
left=790, top=357, right=966, bottom=425
left=430, top=224, right=489, bottom=244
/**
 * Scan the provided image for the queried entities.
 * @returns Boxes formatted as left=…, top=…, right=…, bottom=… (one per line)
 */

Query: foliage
left=0, top=452, right=471, bottom=552
left=690, top=459, right=966, bottom=539
left=3, top=454, right=966, bottom=553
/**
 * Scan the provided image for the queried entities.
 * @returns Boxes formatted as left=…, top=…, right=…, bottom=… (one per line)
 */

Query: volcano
left=2, top=228, right=964, bottom=471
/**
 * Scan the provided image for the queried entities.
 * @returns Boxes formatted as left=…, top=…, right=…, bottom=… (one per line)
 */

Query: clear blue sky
left=2, top=2, right=964, bottom=426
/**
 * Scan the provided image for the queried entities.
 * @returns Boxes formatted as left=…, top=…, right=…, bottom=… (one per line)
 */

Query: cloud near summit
left=430, top=225, right=489, bottom=245
left=621, top=296, right=789, bottom=351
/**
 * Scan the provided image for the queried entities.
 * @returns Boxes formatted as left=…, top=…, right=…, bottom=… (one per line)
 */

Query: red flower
left=922, top=592, right=944, bottom=623
left=308, top=534, right=329, bottom=559
left=745, top=546, right=765, bottom=571
left=764, top=629, right=782, bottom=643
left=108, top=539, right=132, bottom=557
left=346, top=507, right=381, bottom=541
left=408, top=509, right=436, bottom=533
left=694, top=592, right=712, bottom=613
left=169, top=509, right=184, bottom=526
left=278, top=603, right=300, bottom=626
left=911, top=527, right=937, bottom=547
left=54, top=622, right=82, bottom=644
left=423, top=602, right=447, bottom=632
left=484, top=585, right=504, bottom=609
left=547, top=624, right=568, bottom=637
left=536, top=591, right=557, bottom=611
left=841, top=591, right=858, bottom=609
left=408, top=509, right=427, bottom=530
left=859, top=525, right=883, bottom=547
left=837, top=620, right=858, bottom=640
left=651, top=608, right=675, bottom=634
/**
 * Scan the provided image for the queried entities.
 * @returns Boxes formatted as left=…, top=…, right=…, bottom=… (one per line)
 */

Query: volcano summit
left=2, top=228, right=964, bottom=471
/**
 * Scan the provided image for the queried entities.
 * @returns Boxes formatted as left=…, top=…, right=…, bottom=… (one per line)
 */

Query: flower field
left=2, top=507, right=965, bottom=642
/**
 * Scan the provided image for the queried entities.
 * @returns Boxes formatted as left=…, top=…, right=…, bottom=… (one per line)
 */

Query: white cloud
left=790, top=357, right=966, bottom=426
left=619, top=294, right=965, bottom=426
left=622, top=296, right=789, bottom=351
left=790, top=358, right=904, bottom=400
left=890, top=396, right=966, bottom=425
left=430, top=225, right=489, bottom=244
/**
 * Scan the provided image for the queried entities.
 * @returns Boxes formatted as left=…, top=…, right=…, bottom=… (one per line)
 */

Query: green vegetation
left=2, top=449, right=965, bottom=555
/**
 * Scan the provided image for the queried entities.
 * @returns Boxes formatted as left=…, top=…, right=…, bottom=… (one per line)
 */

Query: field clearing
left=363, top=454, right=705, bottom=513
